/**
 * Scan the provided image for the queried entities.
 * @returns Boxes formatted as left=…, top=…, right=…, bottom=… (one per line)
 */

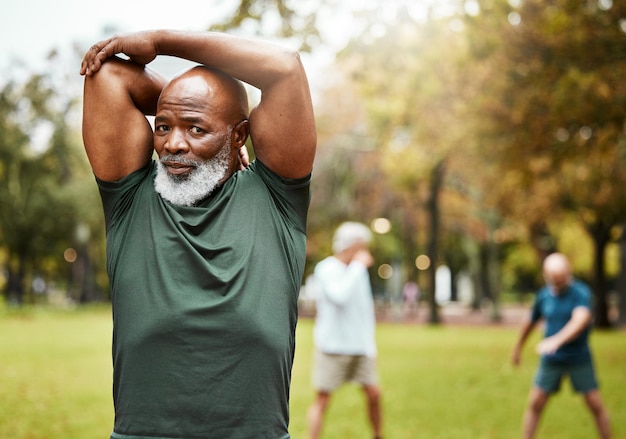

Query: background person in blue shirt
left=511, top=253, right=611, bottom=439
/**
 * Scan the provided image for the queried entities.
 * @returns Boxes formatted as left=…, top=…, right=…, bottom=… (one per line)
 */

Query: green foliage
left=1, top=309, right=625, bottom=438
left=209, top=0, right=322, bottom=51
left=4, top=0, right=626, bottom=316
left=465, top=0, right=626, bottom=325
left=0, top=68, right=105, bottom=303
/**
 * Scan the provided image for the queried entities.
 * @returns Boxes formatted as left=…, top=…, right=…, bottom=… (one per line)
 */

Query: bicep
left=82, top=58, right=166, bottom=181
left=249, top=56, right=316, bottom=179
left=571, top=306, right=592, bottom=326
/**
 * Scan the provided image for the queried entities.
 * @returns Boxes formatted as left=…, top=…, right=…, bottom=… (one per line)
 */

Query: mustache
left=159, top=154, right=203, bottom=167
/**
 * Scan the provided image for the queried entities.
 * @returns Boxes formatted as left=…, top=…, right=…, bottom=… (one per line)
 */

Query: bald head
left=162, top=66, right=249, bottom=124
left=543, top=253, right=572, bottom=293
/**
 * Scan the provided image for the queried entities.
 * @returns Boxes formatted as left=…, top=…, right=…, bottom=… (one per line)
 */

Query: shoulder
left=570, top=279, right=591, bottom=296
left=248, top=159, right=311, bottom=188
left=235, top=160, right=310, bottom=232
left=315, top=256, right=339, bottom=272
left=569, top=280, right=592, bottom=305
left=535, top=286, right=550, bottom=301
left=97, top=160, right=155, bottom=188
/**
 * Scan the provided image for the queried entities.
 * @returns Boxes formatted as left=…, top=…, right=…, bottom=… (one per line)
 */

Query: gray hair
left=332, top=222, right=372, bottom=254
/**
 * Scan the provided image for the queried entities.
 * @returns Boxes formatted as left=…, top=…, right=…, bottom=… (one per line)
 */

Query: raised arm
left=81, top=57, right=167, bottom=181
left=81, top=30, right=317, bottom=179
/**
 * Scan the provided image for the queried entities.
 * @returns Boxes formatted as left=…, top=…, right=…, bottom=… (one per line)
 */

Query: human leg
left=363, top=384, right=382, bottom=439
left=522, top=386, right=550, bottom=439
left=583, top=390, right=611, bottom=439
left=307, top=390, right=331, bottom=439
left=351, top=355, right=382, bottom=438
left=308, top=351, right=350, bottom=439
left=522, top=358, right=564, bottom=438
left=569, top=358, right=611, bottom=438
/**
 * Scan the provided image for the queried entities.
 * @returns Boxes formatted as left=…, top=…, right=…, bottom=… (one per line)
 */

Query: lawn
left=1, top=305, right=624, bottom=438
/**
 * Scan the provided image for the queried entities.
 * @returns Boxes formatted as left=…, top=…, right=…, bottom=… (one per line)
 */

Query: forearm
left=511, top=319, right=536, bottom=365
left=536, top=307, right=591, bottom=355
left=550, top=307, right=591, bottom=345
left=514, top=319, right=535, bottom=349
left=319, top=262, right=368, bottom=305
left=82, top=30, right=303, bottom=89
left=153, top=30, right=303, bottom=90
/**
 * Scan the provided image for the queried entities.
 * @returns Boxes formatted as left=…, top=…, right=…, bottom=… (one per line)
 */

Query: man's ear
left=232, top=119, right=250, bottom=148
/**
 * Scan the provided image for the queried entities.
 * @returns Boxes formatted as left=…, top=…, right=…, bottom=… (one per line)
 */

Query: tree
left=467, top=0, right=626, bottom=326
left=319, top=6, right=484, bottom=323
left=0, top=70, right=102, bottom=304
left=209, top=0, right=324, bottom=51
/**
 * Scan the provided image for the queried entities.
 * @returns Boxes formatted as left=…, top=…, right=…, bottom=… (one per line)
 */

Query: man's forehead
left=158, top=79, right=216, bottom=112
left=163, top=75, right=213, bottom=98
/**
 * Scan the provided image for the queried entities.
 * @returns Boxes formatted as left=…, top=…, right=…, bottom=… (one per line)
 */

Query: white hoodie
left=312, top=256, right=377, bottom=357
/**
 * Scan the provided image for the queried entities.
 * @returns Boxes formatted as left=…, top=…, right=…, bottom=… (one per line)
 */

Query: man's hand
left=535, top=307, right=591, bottom=356
left=353, top=249, right=374, bottom=268
left=511, top=346, right=522, bottom=367
left=80, top=31, right=159, bottom=76
left=238, top=145, right=250, bottom=170
left=536, top=336, right=561, bottom=356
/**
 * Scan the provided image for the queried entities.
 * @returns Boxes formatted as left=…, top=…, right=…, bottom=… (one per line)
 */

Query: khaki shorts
left=312, top=350, right=379, bottom=392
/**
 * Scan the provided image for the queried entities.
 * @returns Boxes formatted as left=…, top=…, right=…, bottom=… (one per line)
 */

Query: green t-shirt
left=97, top=160, right=310, bottom=439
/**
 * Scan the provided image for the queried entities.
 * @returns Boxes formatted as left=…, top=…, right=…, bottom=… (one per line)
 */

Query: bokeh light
left=64, top=248, right=77, bottom=263
left=371, top=217, right=391, bottom=234
left=378, top=263, right=393, bottom=279
left=415, top=254, right=431, bottom=270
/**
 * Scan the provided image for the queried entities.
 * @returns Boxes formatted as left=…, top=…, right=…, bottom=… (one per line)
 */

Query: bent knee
left=528, top=390, right=550, bottom=413
left=364, top=385, right=382, bottom=403
left=584, top=391, right=606, bottom=414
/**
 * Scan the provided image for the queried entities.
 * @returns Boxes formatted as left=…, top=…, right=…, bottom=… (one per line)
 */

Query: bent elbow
left=271, top=48, right=307, bottom=82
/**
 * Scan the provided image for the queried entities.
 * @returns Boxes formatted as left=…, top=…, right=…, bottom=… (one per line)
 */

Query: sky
left=0, top=0, right=361, bottom=99
left=1, top=0, right=242, bottom=76
left=0, top=0, right=440, bottom=96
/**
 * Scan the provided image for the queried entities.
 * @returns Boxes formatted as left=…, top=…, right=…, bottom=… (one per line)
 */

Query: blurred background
left=2, top=0, right=626, bottom=329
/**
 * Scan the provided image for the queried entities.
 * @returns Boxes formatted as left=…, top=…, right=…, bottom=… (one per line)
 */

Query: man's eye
left=190, top=126, right=203, bottom=134
left=155, top=125, right=170, bottom=133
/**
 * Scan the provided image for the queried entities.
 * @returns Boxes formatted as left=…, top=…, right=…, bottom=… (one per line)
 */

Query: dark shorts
left=534, top=357, right=598, bottom=394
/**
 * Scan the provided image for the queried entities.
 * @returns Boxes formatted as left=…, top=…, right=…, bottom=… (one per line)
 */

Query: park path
left=375, top=302, right=529, bottom=326
left=298, top=300, right=530, bottom=326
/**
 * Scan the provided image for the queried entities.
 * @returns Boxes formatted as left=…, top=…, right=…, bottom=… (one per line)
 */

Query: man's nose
left=165, top=129, right=189, bottom=153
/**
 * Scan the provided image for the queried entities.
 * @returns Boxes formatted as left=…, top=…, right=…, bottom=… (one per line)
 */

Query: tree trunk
left=486, top=220, right=501, bottom=322
left=426, top=159, right=445, bottom=325
left=4, top=252, right=26, bottom=305
left=464, top=238, right=482, bottom=312
left=588, top=222, right=611, bottom=328
left=617, top=225, right=626, bottom=327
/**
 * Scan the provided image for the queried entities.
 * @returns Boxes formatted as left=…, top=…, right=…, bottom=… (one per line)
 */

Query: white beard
left=154, top=145, right=231, bottom=206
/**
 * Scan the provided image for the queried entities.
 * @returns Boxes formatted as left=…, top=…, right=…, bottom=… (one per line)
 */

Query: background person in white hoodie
left=307, top=222, right=383, bottom=439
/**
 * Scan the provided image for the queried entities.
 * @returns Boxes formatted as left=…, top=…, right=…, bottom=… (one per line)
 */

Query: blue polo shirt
left=531, top=279, right=592, bottom=364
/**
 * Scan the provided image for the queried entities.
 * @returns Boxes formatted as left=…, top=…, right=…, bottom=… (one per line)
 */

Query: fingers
left=238, top=145, right=250, bottom=169
left=353, top=249, right=374, bottom=267
left=535, top=338, right=558, bottom=356
left=80, top=38, right=113, bottom=76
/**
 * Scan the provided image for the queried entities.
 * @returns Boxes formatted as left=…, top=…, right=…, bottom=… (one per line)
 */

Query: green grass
left=1, top=306, right=624, bottom=439
left=0, top=306, right=113, bottom=439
